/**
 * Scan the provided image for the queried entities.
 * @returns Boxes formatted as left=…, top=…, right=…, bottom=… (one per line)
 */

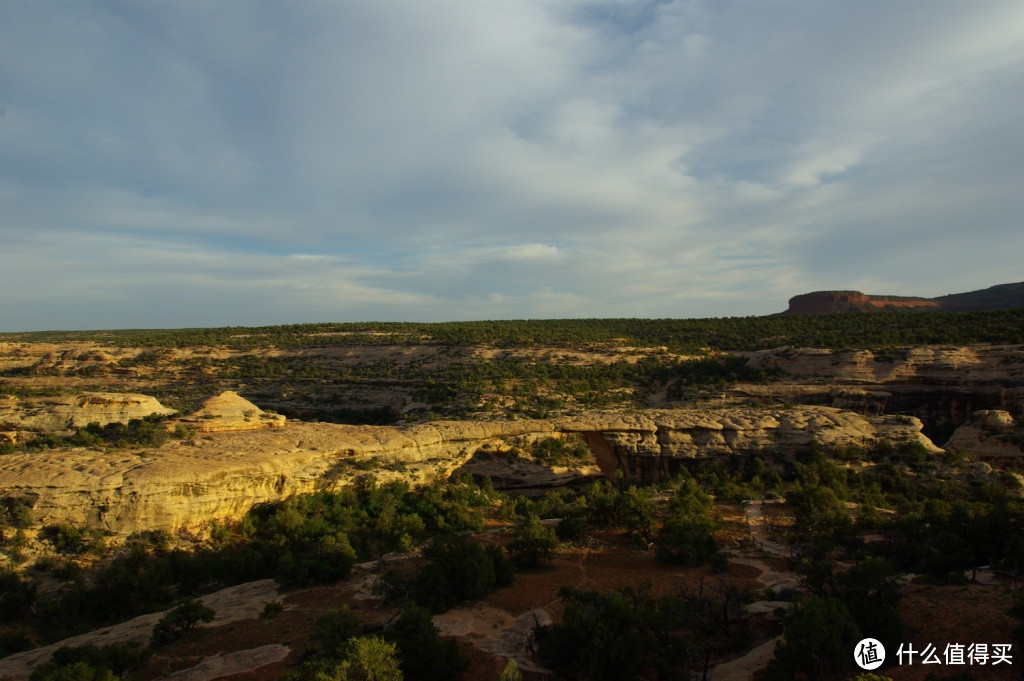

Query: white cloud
left=1, top=1, right=1022, bottom=330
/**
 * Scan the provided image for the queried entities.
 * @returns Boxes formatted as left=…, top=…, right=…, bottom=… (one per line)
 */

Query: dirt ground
left=1, top=521, right=779, bottom=681
left=885, top=580, right=1019, bottom=681
left=15, top=507, right=1010, bottom=681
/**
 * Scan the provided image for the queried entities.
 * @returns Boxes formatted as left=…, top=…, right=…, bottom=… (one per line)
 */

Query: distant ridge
left=784, top=282, right=1024, bottom=314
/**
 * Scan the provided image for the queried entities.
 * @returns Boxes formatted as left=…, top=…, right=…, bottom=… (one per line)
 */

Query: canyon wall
left=0, top=392, right=177, bottom=444
left=0, top=406, right=935, bottom=540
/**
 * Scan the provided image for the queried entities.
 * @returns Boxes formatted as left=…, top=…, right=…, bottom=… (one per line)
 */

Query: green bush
left=761, top=596, right=860, bottom=681
left=150, top=598, right=215, bottom=647
left=40, top=524, right=107, bottom=555
left=412, top=534, right=514, bottom=613
left=555, top=516, right=588, bottom=544
left=314, top=605, right=363, bottom=655
left=535, top=584, right=689, bottom=681
left=29, top=643, right=149, bottom=681
left=507, top=515, right=557, bottom=568
left=385, top=604, right=468, bottom=681
left=654, top=512, right=718, bottom=565
left=0, top=568, right=37, bottom=620
left=285, top=636, right=404, bottom=681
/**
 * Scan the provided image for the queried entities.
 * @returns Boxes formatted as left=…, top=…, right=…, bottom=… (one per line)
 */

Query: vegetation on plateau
left=4, top=309, right=1023, bottom=351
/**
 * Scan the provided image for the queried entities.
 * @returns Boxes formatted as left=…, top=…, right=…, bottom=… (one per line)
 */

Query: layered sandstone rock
left=785, top=291, right=938, bottom=314
left=944, top=410, right=1024, bottom=459
left=0, top=406, right=935, bottom=541
left=741, top=345, right=1024, bottom=385
left=0, top=392, right=176, bottom=443
left=176, top=391, right=286, bottom=432
left=782, top=282, right=1024, bottom=314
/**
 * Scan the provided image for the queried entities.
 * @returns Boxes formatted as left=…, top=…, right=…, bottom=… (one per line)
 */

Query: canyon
left=3, top=321, right=1024, bottom=681
left=3, top=339, right=1024, bottom=542
left=1, top=400, right=934, bottom=540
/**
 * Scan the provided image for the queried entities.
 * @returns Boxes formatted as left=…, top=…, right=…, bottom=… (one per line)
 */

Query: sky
left=1, top=1, right=1023, bottom=331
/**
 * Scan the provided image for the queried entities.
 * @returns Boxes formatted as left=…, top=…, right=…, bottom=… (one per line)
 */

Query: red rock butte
left=783, top=282, right=1024, bottom=314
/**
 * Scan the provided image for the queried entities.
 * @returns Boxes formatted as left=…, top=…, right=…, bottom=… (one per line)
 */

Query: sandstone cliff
left=0, top=392, right=176, bottom=444
left=0, top=406, right=935, bottom=541
left=742, top=344, right=1024, bottom=386
left=783, top=281, right=1024, bottom=314
left=736, top=345, right=1024, bottom=441
left=785, top=291, right=937, bottom=314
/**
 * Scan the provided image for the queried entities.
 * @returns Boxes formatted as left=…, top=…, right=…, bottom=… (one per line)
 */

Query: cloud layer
left=2, top=1, right=1023, bottom=330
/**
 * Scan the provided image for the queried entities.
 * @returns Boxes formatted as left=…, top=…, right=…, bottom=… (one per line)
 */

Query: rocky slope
left=0, top=406, right=935, bottom=541
left=783, top=281, right=1024, bottom=314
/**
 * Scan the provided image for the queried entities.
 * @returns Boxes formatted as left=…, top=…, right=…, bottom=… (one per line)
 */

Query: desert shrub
left=535, top=584, right=689, bottom=681
left=314, top=605, right=363, bottom=655
left=555, top=515, right=588, bottom=544
left=30, top=662, right=119, bottom=681
left=760, top=596, right=860, bottom=681
left=285, top=636, right=404, bottom=681
left=507, top=515, right=557, bottom=568
left=0, top=568, right=37, bottom=620
left=261, top=600, right=284, bottom=619
left=40, top=524, right=107, bottom=555
left=150, top=597, right=215, bottom=647
left=0, top=496, right=34, bottom=527
left=385, top=604, right=468, bottom=681
left=530, top=437, right=592, bottom=466
left=72, top=415, right=170, bottom=449
left=29, top=642, right=149, bottom=681
left=412, top=533, right=514, bottom=613
left=497, top=660, right=522, bottom=681
left=654, top=512, right=718, bottom=566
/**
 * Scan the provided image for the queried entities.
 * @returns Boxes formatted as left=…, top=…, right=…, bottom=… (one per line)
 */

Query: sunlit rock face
left=176, top=391, right=286, bottom=432
left=0, top=392, right=176, bottom=444
left=0, top=406, right=936, bottom=541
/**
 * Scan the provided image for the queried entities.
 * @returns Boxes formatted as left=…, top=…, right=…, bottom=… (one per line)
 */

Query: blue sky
left=2, top=1, right=1023, bottom=331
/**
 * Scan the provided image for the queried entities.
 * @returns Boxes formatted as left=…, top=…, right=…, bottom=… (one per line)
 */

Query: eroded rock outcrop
left=785, top=291, right=938, bottom=314
left=176, top=391, right=286, bottom=432
left=0, top=392, right=176, bottom=443
left=742, top=345, right=1024, bottom=385
left=783, top=282, right=1024, bottom=314
left=0, top=406, right=936, bottom=541
left=944, top=410, right=1024, bottom=460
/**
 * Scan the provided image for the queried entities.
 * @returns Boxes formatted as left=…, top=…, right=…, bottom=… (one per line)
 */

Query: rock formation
left=0, top=392, right=176, bottom=444
left=0, top=406, right=936, bottom=541
left=782, top=281, right=1024, bottom=314
left=737, top=345, right=1024, bottom=441
left=785, top=291, right=937, bottom=314
left=944, top=410, right=1024, bottom=460
left=742, top=345, right=1024, bottom=385
left=175, top=391, right=286, bottom=432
